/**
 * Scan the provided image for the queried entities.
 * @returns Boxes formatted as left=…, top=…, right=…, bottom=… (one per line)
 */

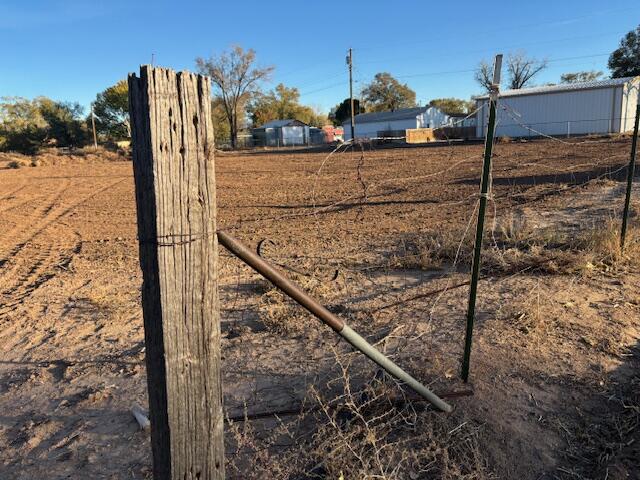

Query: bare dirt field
left=0, top=138, right=639, bottom=479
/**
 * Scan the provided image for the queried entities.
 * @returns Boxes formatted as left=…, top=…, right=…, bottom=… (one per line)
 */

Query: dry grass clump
left=497, top=282, right=549, bottom=336
left=72, top=145, right=130, bottom=161
left=305, top=378, right=491, bottom=479
left=571, top=222, right=640, bottom=270
left=2, top=146, right=129, bottom=169
left=486, top=222, right=640, bottom=275
left=258, top=273, right=346, bottom=335
left=556, top=370, right=640, bottom=479
left=226, top=359, right=493, bottom=480
left=7, top=159, right=27, bottom=169
left=392, top=226, right=568, bottom=275
left=391, top=231, right=473, bottom=270
left=394, top=216, right=640, bottom=278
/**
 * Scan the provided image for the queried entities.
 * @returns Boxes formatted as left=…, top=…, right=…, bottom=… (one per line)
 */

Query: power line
left=390, top=53, right=610, bottom=80
left=274, top=29, right=622, bottom=92
left=288, top=71, right=346, bottom=90
left=545, top=53, right=610, bottom=64
left=297, top=52, right=614, bottom=103
left=353, top=7, right=634, bottom=52
left=299, top=82, right=346, bottom=96
left=357, top=31, right=622, bottom=67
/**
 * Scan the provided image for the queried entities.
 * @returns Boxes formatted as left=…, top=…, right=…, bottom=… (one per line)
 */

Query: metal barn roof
left=348, top=107, right=428, bottom=124
left=476, top=76, right=639, bottom=100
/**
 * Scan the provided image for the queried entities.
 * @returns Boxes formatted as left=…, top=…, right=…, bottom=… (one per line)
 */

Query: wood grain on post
left=128, top=65, right=224, bottom=480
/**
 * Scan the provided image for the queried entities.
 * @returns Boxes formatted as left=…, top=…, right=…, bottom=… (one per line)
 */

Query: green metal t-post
left=620, top=98, right=640, bottom=251
left=461, top=54, right=503, bottom=383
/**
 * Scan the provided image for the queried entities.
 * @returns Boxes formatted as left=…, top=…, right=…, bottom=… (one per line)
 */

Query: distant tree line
left=3, top=25, right=638, bottom=154
left=0, top=79, right=131, bottom=155
left=0, top=97, right=88, bottom=154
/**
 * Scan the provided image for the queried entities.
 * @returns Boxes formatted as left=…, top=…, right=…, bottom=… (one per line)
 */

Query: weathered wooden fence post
left=128, top=65, right=224, bottom=480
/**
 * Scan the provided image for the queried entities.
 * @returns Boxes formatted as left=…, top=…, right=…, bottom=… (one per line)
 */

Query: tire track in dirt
left=0, top=194, right=56, bottom=215
left=0, top=179, right=70, bottom=255
left=0, top=178, right=126, bottom=316
left=0, top=180, right=27, bottom=203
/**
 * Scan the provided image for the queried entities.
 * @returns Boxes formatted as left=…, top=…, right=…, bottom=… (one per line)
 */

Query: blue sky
left=0, top=0, right=638, bottom=114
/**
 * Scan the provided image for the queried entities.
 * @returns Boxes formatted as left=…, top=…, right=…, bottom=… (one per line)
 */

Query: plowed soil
left=0, top=138, right=639, bottom=479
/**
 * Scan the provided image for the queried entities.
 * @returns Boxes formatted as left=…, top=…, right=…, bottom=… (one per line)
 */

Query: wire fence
left=211, top=104, right=639, bottom=475
left=215, top=95, right=638, bottom=420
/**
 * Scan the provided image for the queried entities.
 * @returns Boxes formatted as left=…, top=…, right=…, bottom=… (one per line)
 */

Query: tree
left=0, top=97, right=48, bottom=154
left=608, top=25, right=640, bottom=78
left=329, top=98, right=364, bottom=126
left=475, top=52, right=547, bottom=91
left=248, top=83, right=327, bottom=128
left=506, top=51, right=547, bottom=89
left=474, top=61, right=493, bottom=92
left=211, top=98, right=231, bottom=147
left=301, top=107, right=328, bottom=128
left=38, top=99, right=87, bottom=147
left=0, top=97, right=88, bottom=154
left=361, top=73, right=416, bottom=112
left=248, top=84, right=299, bottom=126
left=428, top=98, right=474, bottom=115
left=196, top=46, right=273, bottom=148
left=559, top=71, right=603, bottom=84
left=93, top=80, right=130, bottom=141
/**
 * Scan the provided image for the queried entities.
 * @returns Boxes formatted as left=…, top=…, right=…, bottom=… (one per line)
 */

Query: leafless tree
left=196, top=46, right=273, bottom=148
left=560, top=70, right=603, bottom=84
left=474, top=61, right=494, bottom=92
left=506, top=51, right=547, bottom=89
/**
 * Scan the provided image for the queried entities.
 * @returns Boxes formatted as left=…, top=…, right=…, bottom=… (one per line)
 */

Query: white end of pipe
left=339, top=325, right=453, bottom=413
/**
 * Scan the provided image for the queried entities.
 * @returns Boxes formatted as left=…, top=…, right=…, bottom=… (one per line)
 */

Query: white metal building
left=252, top=119, right=310, bottom=147
left=475, top=76, right=640, bottom=138
left=342, top=106, right=450, bottom=140
left=447, top=113, right=477, bottom=128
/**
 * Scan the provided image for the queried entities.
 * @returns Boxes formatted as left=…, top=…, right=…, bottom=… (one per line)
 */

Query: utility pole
left=461, top=53, right=503, bottom=384
left=347, top=48, right=355, bottom=141
left=90, top=103, right=98, bottom=150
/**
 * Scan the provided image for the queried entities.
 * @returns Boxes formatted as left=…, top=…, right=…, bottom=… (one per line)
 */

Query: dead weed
left=395, top=220, right=640, bottom=278
left=556, top=368, right=640, bottom=479
left=226, top=355, right=494, bottom=480
left=258, top=273, right=346, bottom=335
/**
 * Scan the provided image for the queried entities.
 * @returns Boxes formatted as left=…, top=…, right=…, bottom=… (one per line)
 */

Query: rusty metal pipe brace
left=217, top=230, right=453, bottom=413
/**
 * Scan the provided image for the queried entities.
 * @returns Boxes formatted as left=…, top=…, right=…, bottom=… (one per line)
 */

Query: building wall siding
left=622, top=83, right=639, bottom=132
left=344, top=118, right=419, bottom=140
left=418, top=108, right=450, bottom=129
left=475, top=79, right=639, bottom=138
left=280, top=126, right=308, bottom=146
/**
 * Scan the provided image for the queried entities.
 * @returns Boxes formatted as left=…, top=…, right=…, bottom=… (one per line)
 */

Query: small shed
left=342, top=106, right=450, bottom=141
left=252, top=119, right=310, bottom=147
left=475, top=76, right=640, bottom=138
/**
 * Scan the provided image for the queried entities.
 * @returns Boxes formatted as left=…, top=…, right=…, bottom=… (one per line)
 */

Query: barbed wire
left=496, top=103, right=635, bottom=145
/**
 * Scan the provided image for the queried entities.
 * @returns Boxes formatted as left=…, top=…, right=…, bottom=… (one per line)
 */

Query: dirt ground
left=0, top=138, right=639, bottom=479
